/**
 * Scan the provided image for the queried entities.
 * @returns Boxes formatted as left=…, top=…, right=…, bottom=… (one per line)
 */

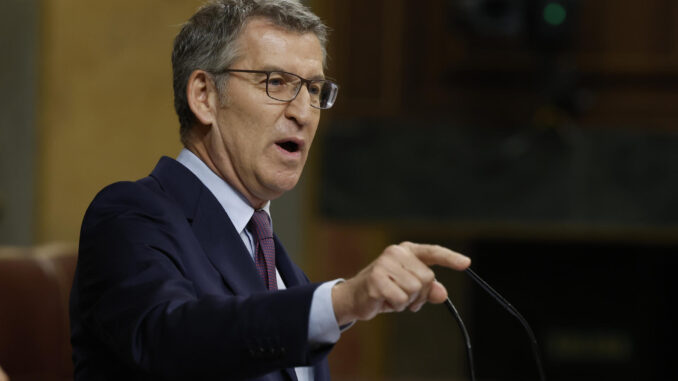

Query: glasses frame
left=212, top=68, right=339, bottom=110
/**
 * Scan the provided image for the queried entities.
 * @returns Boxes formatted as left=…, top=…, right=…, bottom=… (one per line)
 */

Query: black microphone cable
left=442, top=268, right=547, bottom=381
left=445, top=297, right=476, bottom=381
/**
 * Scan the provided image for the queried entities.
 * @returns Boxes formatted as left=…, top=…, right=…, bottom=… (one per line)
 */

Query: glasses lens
left=265, top=71, right=338, bottom=109
left=266, top=71, right=301, bottom=102
left=314, top=81, right=339, bottom=109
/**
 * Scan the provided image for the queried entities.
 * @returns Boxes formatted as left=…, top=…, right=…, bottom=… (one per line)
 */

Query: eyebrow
left=260, top=65, right=325, bottom=81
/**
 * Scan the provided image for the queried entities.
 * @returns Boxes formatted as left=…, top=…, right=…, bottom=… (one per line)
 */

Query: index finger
left=400, top=241, right=471, bottom=270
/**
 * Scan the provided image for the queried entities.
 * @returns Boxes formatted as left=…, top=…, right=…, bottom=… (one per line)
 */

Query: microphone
left=443, top=268, right=547, bottom=381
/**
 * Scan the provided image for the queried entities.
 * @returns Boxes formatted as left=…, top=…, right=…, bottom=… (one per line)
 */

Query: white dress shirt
left=176, top=149, right=342, bottom=381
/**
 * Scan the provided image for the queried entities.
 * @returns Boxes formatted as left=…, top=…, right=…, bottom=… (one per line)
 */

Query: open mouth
left=276, top=140, right=300, bottom=153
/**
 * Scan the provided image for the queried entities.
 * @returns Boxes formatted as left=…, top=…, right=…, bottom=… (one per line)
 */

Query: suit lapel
left=191, top=189, right=266, bottom=294
left=150, top=157, right=265, bottom=294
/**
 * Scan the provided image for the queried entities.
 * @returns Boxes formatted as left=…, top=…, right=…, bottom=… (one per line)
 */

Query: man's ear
left=186, top=70, right=219, bottom=126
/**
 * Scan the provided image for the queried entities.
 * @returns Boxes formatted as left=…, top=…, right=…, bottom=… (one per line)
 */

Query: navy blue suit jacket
left=70, top=157, right=332, bottom=380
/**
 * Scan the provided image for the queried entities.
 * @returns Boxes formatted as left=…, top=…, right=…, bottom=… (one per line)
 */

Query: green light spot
left=543, top=3, right=567, bottom=26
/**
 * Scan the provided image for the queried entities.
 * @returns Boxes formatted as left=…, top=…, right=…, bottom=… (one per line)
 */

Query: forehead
left=233, top=17, right=324, bottom=76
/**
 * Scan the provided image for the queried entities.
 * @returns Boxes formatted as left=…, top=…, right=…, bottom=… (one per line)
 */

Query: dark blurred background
left=1, top=0, right=677, bottom=380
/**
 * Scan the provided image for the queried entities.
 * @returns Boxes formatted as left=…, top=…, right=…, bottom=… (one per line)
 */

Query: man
left=70, top=0, right=471, bottom=380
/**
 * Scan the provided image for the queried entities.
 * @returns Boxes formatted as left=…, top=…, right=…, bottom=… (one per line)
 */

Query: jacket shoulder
left=87, top=178, right=167, bottom=216
left=79, top=173, right=188, bottom=240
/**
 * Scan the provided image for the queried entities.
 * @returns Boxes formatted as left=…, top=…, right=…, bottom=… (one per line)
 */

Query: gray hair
left=172, top=0, right=329, bottom=145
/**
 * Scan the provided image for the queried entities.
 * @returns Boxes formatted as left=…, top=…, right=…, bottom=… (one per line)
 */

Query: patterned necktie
left=247, top=210, right=277, bottom=290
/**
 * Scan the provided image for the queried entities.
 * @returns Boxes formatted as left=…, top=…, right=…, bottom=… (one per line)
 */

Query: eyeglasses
left=213, top=69, right=339, bottom=110
left=444, top=268, right=546, bottom=381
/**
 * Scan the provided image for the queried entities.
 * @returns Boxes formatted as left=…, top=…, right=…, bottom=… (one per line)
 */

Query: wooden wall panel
left=315, top=0, right=678, bottom=128
left=319, top=0, right=405, bottom=116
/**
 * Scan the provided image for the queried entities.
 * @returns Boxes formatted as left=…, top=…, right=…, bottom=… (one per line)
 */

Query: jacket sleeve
left=71, top=181, right=332, bottom=380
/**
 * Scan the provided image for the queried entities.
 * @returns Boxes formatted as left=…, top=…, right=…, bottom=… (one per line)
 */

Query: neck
left=184, top=128, right=267, bottom=209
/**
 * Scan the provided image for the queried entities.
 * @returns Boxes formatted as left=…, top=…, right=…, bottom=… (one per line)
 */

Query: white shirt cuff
left=308, top=279, right=351, bottom=345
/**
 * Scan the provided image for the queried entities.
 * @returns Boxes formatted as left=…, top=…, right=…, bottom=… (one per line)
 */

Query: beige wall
left=37, top=1, right=203, bottom=242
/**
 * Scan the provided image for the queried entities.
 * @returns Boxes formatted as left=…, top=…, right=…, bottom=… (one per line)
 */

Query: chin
left=276, top=178, right=301, bottom=193
left=260, top=174, right=301, bottom=200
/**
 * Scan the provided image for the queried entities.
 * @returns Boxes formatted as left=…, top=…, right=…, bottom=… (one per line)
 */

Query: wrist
left=331, top=280, right=356, bottom=326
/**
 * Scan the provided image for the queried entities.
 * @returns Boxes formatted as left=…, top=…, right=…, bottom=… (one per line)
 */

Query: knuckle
left=405, top=278, right=422, bottom=293
left=385, top=245, right=408, bottom=260
left=422, top=268, right=435, bottom=283
left=383, top=244, right=400, bottom=256
left=393, top=294, right=409, bottom=309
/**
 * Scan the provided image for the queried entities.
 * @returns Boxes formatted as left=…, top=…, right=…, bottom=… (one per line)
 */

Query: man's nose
left=284, top=85, right=315, bottom=127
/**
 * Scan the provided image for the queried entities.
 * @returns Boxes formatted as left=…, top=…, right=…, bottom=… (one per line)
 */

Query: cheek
left=217, top=114, right=259, bottom=154
left=310, top=122, right=320, bottom=142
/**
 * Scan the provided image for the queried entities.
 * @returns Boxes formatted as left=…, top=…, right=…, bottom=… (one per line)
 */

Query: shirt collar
left=176, top=148, right=271, bottom=234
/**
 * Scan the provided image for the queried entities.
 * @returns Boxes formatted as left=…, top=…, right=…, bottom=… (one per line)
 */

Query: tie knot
left=248, top=210, right=273, bottom=241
